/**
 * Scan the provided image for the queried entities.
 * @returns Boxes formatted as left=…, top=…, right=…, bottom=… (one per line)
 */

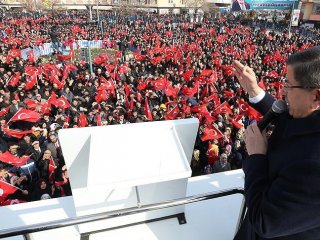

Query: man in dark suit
left=233, top=46, right=320, bottom=239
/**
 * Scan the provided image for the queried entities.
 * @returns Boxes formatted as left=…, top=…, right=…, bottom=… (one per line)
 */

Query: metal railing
left=0, top=188, right=245, bottom=239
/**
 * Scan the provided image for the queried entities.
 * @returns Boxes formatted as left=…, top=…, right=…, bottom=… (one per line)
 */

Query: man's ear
left=314, top=89, right=320, bottom=109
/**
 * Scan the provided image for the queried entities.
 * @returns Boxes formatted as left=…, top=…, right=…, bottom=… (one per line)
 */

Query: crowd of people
left=0, top=9, right=319, bottom=205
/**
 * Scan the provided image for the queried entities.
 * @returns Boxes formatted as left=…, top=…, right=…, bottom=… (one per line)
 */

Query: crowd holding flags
left=0, top=9, right=318, bottom=205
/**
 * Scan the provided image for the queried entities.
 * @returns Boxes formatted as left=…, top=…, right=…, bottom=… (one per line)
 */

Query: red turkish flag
left=0, top=180, right=18, bottom=202
left=270, top=81, right=284, bottom=100
left=224, top=91, right=235, bottom=98
left=207, top=71, right=218, bottom=83
left=6, top=49, right=21, bottom=64
left=267, top=70, right=279, bottom=79
left=137, top=80, right=148, bottom=91
left=134, top=54, right=146, bottom=61
left=201, top=69, right=212, bottom=77
left=24, top=99, right=37, bottom=110
left=190, top=104, right=208, bottom=113
left=124, top=83, right=131, bottom=97
left=9, top=108, right=41, bottom=123
left=201, top=126, right=223, bottom=141
left=247, top=106, right=263, bottom=121
left=72, top=25, right=82, bottom=33
left=215, top=102, right=233, bottom=115
left=48, top=157, right=57, bottom=182
left=181, top=82, right=199, bottom=97
left=7, top=72, right=21, bottom=87
left=238, top=99, right=250, bottom=114
left=144, top=99, right=153, bottom=121
left=165, top=84, right=179, bottom=98
left=118, top=64, right=129, bottom=74
left=0, top=151, right=31, bottom=167
left=25, top=74, right=37, bottom=90
left=51, top=96, right=70, bottom=109
left=28, top=49, right=35, bottom=63
left=0, top=105, right=11, bottom=117
left=231, top=116, right=244, bottom=129
left=150, top=56, right=162, bottom=65
left=153, top=78, right=168, bottom=91
left=78, top=113, right=88, bottom=127
left=165, top=105, right=179, bottom=120
left=2, top=128, right=33, bottom=139
left=258, top=77, right=266, bottom=90
left=182, top=69, right=194, bottom=81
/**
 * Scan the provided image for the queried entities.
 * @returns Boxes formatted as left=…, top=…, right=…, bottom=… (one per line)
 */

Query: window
left=313, top=4, right=320, bottom=14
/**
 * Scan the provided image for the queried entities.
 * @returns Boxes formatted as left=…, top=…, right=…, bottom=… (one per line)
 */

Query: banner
left=231, top=0, right=295, bottom=11
left=19, top=40, right=104, bottom=59
left=291, top=9, right=300, bottom=26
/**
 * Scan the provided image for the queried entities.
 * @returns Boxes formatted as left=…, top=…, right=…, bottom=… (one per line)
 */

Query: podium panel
left=58, top=119, right=199, bottom=233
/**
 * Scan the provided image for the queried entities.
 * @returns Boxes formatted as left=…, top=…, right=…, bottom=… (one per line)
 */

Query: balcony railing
left=0, top=188, right=245, bottom=239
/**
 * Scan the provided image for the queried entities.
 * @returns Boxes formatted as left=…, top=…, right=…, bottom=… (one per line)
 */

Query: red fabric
left=7, top=72, right=21, bottom=87
left=182, top=69, right=194, bottom=81
left=0, top=151, right=31, bottom=167
left=2, top=128, right=33, bottom=139
left=9, top=108, right=41, bottom=123
left=0, top=106, right=11, bottom=117
left=181, top=82, right=199, bottom=97
left=25, top=74, right=37, bottom=90
left=96, top=113, right=102, bottom=126
left=215, top=101, right=233, bottom=115
left=165, top=105, right=179, bottom=120
left=201, top=69, right=212, bottom=77
left=28, top=49, right=35, bottom=63
left=152, top=78, right=168, bottom=91
left=0, top=180, right=18, bottom=203
left=50, top=96, right=70, bottom=109
left=78, top=113, right=88, bottom=127
left=144, top=99, right=153, bottom=121
left=201, top=126, right=223, bottom=141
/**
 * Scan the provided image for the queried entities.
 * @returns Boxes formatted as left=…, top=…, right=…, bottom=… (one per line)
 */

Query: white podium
left=58, top=118, right=199, bottom=234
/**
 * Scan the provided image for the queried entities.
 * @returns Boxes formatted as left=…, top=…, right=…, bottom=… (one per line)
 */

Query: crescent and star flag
left=0, top=106, right=11, bottom=117
left=0, top=151, right=31, bottom=167
left=50, top=96, right=70, bottom=109
left=215, top=101, right=233, bottom=115
left=2, top=128, right=33, bottom=139
left=182, top=69, right=194, bottom=81
left=0, top=180, right=19, bottom=203
left=9, top=108, right=41, bottom=123
left=6, top=72, right=21, bottom=87
left=78, top=113, right=88, bottom=127
left=201, top=126, right=223, bottom=142
left=165, top=105, right=179, bottom=120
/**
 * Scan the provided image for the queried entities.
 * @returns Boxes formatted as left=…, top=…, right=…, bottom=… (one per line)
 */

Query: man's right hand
left=232, top=60, right=263, bottom=98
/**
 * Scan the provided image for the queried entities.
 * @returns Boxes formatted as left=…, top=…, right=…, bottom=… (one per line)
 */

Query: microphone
left=257, top=100, right=287, bottom=131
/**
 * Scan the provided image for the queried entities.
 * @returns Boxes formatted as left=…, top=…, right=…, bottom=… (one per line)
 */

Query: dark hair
left=286, top=46, right=320, bottom=88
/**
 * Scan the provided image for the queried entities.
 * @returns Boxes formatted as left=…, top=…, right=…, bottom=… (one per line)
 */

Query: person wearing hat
left=212, top=153, right=231, bottom=173
left=29, top=137, right=45, bottom=163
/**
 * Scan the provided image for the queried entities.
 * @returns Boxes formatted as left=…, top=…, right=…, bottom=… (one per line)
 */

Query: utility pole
left=288, top=0, right=296, bottom=38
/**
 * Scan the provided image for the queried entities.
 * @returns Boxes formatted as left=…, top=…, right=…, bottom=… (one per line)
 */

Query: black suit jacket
left=234, top=93, right=320, bottom=239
